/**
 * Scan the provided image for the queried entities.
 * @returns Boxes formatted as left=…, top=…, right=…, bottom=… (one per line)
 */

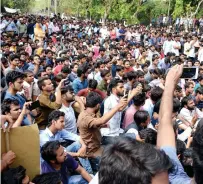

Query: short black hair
left=185, top=82, right=194, bottom=90
left=150, top=86, right=163, bottom=103
left=88, top=79, right=98, bottom=89
left=86, top=92, right=103, bottom=108
left=48, top=110, right=65, bottom=127
left=9, top=54, right=19, bottom=61
left=181, top=148, right=194, bottom=177
left=134, top=110, right=149, bottom=126
left=107, top=78, right=123, bottom=95
left=37, top=76, right=50, bottom=90
left=5, top=71, right=25, bottom=86
left=99, top=137, right=172, bottom=184
left=126, top=71, right=137, bottom=81
left=116, top=65, right=124, bottom=72
left=61, top=65, right=71, bottom=74
left=132, top=92, right=146, bottom=106
left=175, top=85, right=182, bottom=92
left=196, top=87, right=203, bottom=95
left=32, top=172, right=62, bottom=184
left=41, top=141, right=61, bottom=163
left=1, top=99, right=20, bottom=115
left=139, top=128, right=157, bottom=145
left=1, top=165, right=26, bottom=184
left=77, top=65, right=88, bottom=77
left=61, top=85, right=74, bottom=95
left=101, top=69, right=110, bottom=78
left=181, top=96, right=193, bottom=108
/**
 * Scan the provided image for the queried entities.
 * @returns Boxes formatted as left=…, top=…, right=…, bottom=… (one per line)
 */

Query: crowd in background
left=1, top=13, right=203, bottom=184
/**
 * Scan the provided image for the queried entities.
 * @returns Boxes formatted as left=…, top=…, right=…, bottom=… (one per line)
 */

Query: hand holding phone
left=180, top=67, right=198, bottom=79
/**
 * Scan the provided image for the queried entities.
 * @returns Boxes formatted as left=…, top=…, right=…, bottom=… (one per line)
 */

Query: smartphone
left=123, top=89, right=129, bottom=98
left=29, top=100, right=41, bottom=111
left=180, top=67, right=199, bottom=79
left=64, top=79, right=70, bottom=86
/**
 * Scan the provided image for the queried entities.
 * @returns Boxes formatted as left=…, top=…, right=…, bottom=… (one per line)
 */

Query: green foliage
left=9, top=0, right=203, bottom=23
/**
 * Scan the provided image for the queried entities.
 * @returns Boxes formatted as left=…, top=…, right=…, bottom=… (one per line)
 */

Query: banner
left=1, top=124, right=40, bottom=180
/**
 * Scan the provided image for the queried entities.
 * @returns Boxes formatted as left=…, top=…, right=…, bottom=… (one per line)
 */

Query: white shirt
left=179, top=107, right=203, bottom=126
left=143, top=98, right=154, bottom=118
left=163, top=40, right=173, bottom=55
left=172, top=41, right=181, bottom=56
left=198, top=48, right=203, bottom=62
left=103, top=94, right=123, bottom=136
left=60, top=104, right=77, bottom=134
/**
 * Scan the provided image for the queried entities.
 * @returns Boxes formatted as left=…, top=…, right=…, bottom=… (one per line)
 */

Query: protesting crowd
left=1, top=13, right=203, bottom=184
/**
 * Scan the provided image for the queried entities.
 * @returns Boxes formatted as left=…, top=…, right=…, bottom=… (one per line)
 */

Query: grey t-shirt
left=161, top=146, right=191, bottom=184
left=4, top=67, right=20, bottom=76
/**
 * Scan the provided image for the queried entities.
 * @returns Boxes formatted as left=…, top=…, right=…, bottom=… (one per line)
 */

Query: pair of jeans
left=66, top=141, right=93, bottom=174
left=68, top=175, right=88, bottom=184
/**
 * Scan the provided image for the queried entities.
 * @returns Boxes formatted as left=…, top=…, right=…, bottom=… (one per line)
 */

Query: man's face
left=34, top=56, right=40, bottom=65
left=12, top=78, right=24, bottom=92
left=100, top=64, right=105, bottom=71
left=73, top=65, right=78, bottom=73
left=118, top=69, right=124, bottom=77
left=20, top=54, right=26, bottom=61
left=151, top=46, right=155, bottom=52
left=26, top=73, right=34, bottom=83
left=138, top=76, right=145, bottom=83
left=200, top=79, right=203, bottom=86
left=81, top=57, right=86, bottom=64
left=47, top=52, right=53, bottom=58
left=104, top=73, right=111, bottom=82
left=64, top=91, right=75, bottom=102
left=54, top=116, right=65, bottom=131
left=153, top=59, right=159, bottom=66
left=43, top=79, right=54, bottom=92
left=46, top=67, right=52, bottom=75
left=9, top=104, right=21, bottom=120
left=115, top=82, right=124, bottom=96
left=11, top=58, right=20, bottom=67
left=124, top=62, right=130, bottom=69
left=194, top=62, right=200, bottom=67
left=174, top=90, right=183, bottom=99
left=55, top=145, right=67, bottom=164
left=197, top=93, right=203, bottom=101
left=187, top=84, right=194, bottom=94
left=143, top=67, right=148, bottom=74
left=187, top=100, right=195, bottom=110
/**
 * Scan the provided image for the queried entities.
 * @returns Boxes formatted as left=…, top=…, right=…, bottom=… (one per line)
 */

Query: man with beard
left=60, top=85, right=85, bottom=134
left=179, top=96, right=203, bottom=125
left=72, top=65, right=88, bottom=94
left=35, top=77, right=64, bottom=129
left=77, top=91, right=127, bottom=157
left=102, top=79, right=127, bottom=136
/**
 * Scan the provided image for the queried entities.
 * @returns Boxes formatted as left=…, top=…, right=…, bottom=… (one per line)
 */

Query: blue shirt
left=4, top=91, right=31, bottom=125
left=161, top=146, right=191, bottom=184
left=41, top=154, right=78, bottom=184
left=72, top=78, right=88, bottom=94
left=40, top=127, right=79, bottom=147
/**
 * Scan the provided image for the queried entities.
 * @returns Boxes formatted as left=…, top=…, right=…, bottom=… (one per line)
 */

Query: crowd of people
left=1, top=13, right=203, bottom=184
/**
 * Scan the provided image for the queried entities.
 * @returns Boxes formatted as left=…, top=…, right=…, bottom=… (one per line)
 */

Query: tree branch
left=191, top=0, right=203, bottom=17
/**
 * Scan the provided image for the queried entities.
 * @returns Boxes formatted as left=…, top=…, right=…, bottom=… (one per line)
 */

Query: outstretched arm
left=157, top=65, right=183, bottom=148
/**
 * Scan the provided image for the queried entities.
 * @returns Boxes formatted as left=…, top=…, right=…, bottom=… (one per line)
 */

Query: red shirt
left=77, top=88, right=106, bottom=99
left=53, top=65, right=63, bottom=76
left=124, top=67, right=133, bottom=73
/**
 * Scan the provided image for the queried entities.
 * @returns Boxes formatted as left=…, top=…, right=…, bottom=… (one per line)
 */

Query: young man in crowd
left=34, top=77, right=64, bottom=129
left=41, top=141, right=92, bottom=184
left=40, top=110, right=93, bottom=173
left=72, top=65, right=88, bottom=94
